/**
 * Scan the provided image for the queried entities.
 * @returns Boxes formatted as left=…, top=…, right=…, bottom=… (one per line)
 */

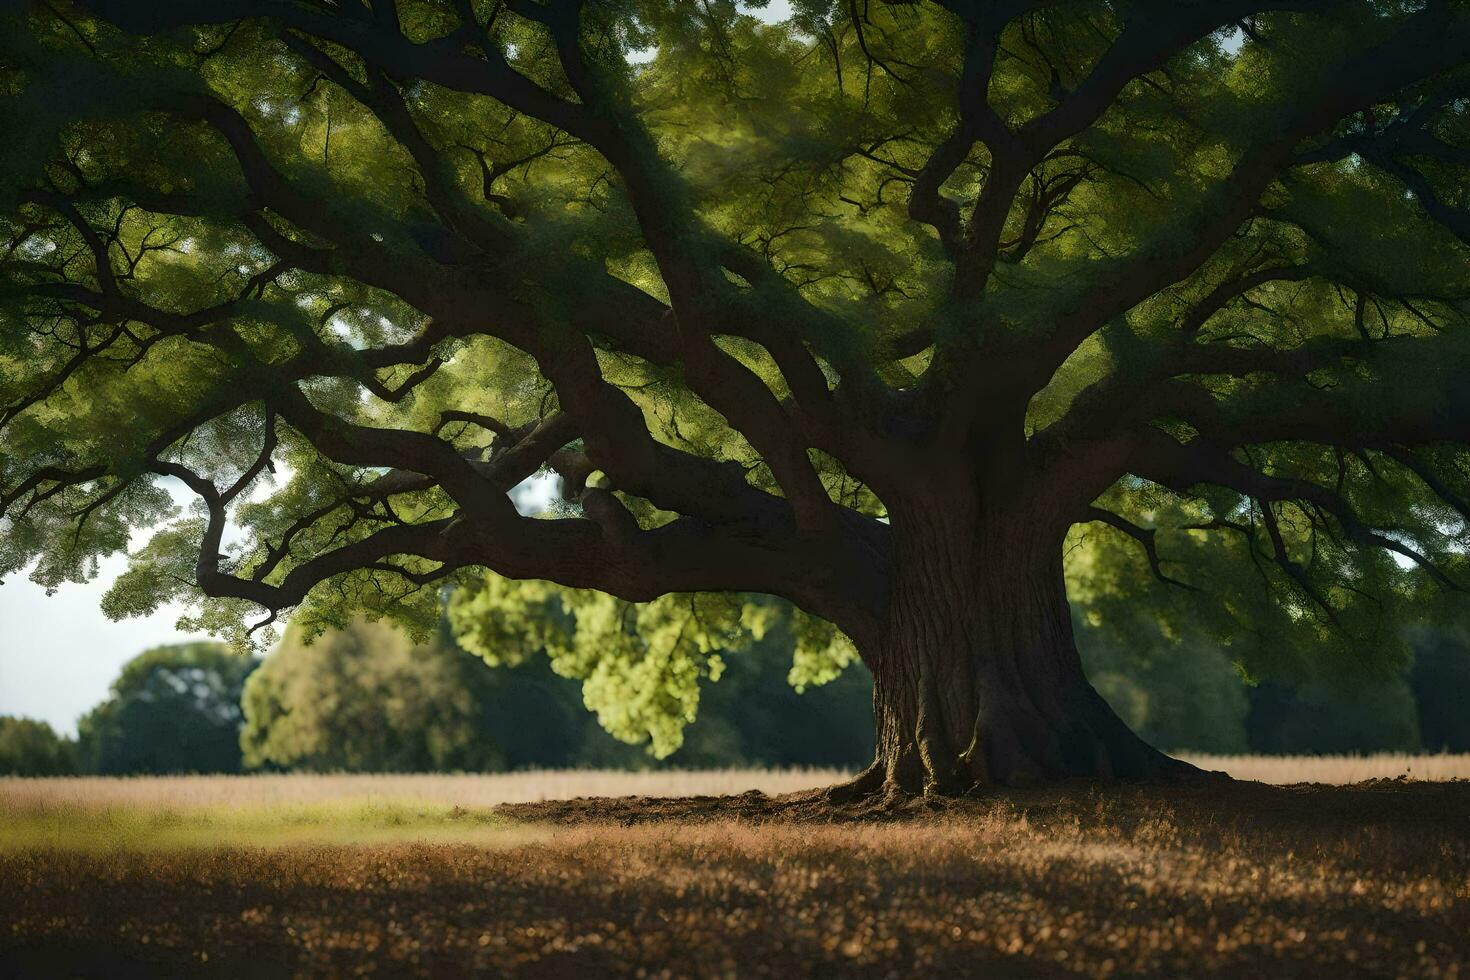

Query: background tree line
left=4, top=600, right=1469, bottom=777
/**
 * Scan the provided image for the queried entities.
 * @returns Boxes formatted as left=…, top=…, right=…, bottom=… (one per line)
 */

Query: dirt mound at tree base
left=495, top=777, right=1470, bottom=831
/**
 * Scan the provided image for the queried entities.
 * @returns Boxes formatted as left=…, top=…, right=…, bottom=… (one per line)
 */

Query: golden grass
left=0, top=766, right=849, bottom=812
left=1179, top=751, right=1470, bottom=784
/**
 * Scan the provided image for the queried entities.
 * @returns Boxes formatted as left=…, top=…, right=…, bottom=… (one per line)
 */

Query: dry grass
left=0, top=767, right=848, bottom=812
left=1180, top=752, right=1470, bottom=784
left=1, top=763, right=1468, bottom=978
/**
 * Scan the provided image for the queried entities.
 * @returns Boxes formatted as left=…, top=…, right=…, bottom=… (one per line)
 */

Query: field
left=2, top=758, right=1468, bottom=978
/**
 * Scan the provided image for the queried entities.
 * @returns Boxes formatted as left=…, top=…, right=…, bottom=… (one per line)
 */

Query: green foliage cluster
left=448, top=579, right=855, bottom=758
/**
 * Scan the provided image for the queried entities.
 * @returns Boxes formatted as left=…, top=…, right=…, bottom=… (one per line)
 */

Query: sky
left=0, top=557, right=208, bottom=736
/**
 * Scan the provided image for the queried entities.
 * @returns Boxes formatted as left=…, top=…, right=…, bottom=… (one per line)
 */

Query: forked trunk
left=844, top=490, right=1194, bottom=798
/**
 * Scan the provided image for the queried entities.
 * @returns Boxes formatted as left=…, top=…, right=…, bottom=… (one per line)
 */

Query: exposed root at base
left=815, top=761, right=889, bottom=805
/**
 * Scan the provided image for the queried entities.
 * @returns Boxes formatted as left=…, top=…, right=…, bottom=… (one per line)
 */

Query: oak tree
left=5, top=0, right=1470, bottom=795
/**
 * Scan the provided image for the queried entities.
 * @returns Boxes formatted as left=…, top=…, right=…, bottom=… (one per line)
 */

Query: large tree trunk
left=843, top=488, right=1196, bottom=798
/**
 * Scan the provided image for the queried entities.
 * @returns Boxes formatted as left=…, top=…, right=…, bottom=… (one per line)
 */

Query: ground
left=1, top=761, right=1467, bottom=978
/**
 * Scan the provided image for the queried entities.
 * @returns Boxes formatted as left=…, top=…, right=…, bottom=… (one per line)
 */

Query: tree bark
left=841, top=487, right=1196, bottom=799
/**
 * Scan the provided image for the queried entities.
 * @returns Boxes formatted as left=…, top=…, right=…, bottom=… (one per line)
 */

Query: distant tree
left=10, top=1, right=1470, bottom=796
left=1245, top=679, right=1421, bottom=756
left=77, top=643, right=257, bottom=774
left=241, top=618, right=504, bottom=772
left=469, top=655, right=587, bottom=771
left=1405, top=629, right=1470, bottom=752
left=0, top=716, right=77, bottom=776
left=1084, top=642, right=1251, bottom=756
